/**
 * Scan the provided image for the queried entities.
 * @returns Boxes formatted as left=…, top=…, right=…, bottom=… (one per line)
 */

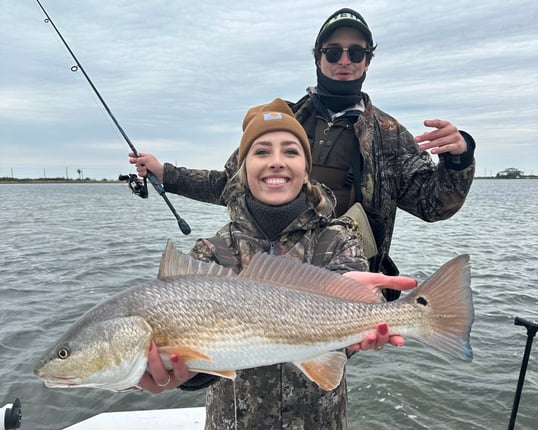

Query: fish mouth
left=38, top=375, right=81, bottom=388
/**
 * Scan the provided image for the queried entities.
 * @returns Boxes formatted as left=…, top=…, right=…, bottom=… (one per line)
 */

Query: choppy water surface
left=1, top=180, right=537, bottom=429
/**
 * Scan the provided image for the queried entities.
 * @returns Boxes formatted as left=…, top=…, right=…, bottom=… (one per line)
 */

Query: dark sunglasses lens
left=324, top=47, right=343, bottom=63
left=348, top=47, right=366, bottom=63
left=323, top=47, right=366, bottom=63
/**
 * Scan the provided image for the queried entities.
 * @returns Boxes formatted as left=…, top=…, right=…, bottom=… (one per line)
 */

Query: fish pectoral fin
left=294, top=351, right=347, bottom=391
left=158, top=346, right=212, bottom=362
left=157, top=345, right=235, bottom=380
left=189, top=369, right=236, bottom=380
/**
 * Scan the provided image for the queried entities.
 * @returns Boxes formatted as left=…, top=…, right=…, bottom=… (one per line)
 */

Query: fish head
left=34, top=315, right=153, bottom=391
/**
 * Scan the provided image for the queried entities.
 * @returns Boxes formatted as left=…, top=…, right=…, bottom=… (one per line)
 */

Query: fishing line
left=35, top=0, right=191, bottom=235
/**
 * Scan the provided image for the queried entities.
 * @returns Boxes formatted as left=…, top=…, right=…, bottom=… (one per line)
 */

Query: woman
left=132, top=98, right=416, bottom=429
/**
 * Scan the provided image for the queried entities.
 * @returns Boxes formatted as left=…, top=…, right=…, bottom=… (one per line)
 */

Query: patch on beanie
left=263, top=112, right=283, bottom=121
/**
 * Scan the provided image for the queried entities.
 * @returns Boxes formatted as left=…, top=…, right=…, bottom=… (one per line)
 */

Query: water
left=1, top=180, right=537, bottom=430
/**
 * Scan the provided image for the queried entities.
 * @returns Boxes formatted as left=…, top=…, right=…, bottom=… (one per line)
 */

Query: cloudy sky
left=2, top=0, right=537, bottom=180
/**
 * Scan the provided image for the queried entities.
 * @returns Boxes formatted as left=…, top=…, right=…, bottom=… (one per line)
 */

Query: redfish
left=34, top=241, right=473, bottom=391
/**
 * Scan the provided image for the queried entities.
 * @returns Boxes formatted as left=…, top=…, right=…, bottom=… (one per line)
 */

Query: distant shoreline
left=2, top=177, right=537, bottom=184
left=0, top=179, right=122, bottom=184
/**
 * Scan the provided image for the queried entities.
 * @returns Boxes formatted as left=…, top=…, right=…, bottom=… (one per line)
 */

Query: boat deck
left=63, top=407, right=206, bottom=429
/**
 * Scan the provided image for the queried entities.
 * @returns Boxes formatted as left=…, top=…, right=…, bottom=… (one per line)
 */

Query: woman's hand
left=343, top=271, right=418, bottom=352
left=347, top=322, right=403, bottom=352
left=137, top=341, right=196, bottom=393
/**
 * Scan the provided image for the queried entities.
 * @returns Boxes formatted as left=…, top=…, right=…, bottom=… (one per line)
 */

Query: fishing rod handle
left=147, top=171, right=192, bottom=235
left=177, top=217, right=192, bottom=235
left=146, top=170, right=166, bottom=195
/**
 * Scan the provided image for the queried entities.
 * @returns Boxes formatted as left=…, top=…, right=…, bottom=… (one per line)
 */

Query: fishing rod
left=35, top=0, right=191, bottom=235
left=507, top=316, right=536, bottom=430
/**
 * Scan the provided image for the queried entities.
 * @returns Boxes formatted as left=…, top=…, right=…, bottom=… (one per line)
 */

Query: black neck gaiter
left=245, top=191, right=309, bottom=241
left=316, top=68, right=366, bottom=112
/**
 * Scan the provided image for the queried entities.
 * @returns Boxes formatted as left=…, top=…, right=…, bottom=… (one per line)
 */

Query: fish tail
left=404, top=254, right=474, bottom=361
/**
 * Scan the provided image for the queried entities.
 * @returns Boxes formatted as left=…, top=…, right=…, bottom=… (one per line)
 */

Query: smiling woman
left=221, top=98, right=336, bottom=234
left=243, top=132, right=308, bottom=206
left=238, top=98, right=311, bottom=206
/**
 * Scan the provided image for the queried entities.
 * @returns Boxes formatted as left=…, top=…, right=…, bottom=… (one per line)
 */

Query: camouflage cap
left=315, top=8, right=373, bottom=48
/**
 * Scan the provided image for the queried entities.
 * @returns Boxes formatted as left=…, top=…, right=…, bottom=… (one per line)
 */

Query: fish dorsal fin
left=158, top=240, right=236, bottom=279
left=239, top=253, right=381, bottom=303
left=294, top=351, right=347, bottom=391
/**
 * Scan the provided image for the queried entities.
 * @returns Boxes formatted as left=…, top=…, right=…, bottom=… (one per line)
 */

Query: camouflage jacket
left=163, top=92, right=475, bottom=263
left=187, top=188, right=368, bottom=430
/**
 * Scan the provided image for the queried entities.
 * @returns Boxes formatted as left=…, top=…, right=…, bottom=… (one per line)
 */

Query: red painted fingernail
left=171, top=354, right=179, bottom=363
left=379, top=323, right=388, bottom=336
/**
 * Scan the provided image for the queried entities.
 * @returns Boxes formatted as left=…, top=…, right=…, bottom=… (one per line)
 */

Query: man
left=132, top=8, right=475, bottom=296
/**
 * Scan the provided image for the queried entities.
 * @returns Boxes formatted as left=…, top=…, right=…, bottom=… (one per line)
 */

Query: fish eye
left=57, top=347, right=70, bottom=360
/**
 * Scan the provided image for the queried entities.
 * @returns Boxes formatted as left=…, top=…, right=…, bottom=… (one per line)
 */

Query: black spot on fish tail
left=416, top=297, right=428, bottom=306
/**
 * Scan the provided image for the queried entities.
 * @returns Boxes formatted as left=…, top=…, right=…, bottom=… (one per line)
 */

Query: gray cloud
left=2, top=0, right=537, bottom=179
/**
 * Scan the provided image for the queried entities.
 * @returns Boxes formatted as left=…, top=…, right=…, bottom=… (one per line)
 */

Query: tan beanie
left=238, top=98, right=311, bottom=173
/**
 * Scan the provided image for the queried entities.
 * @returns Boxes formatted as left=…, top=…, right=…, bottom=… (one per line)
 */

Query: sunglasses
left=319, top=46, right=370, bottom=64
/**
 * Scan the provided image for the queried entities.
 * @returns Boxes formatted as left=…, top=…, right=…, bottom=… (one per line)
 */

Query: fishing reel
left=0, top=398, right=21, bottom=430
left=118, top=174, right=148, bottom=198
